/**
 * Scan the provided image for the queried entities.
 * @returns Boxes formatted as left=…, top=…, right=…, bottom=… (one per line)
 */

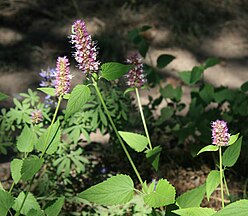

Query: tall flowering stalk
left=126, top=52, right=152, bottom=150
left=69, top=20, right=143, bottom=185
left=55, top=56, right=71, bottom=96
left=70, top=20, right=100, bottom=75
left=211, top=120, right=230, bottom=208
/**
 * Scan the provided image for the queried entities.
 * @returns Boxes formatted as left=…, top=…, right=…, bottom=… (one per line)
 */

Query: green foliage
left=37, top=87, right=55, bottom=96
left=65, top=84, right=91, bottom=120
left=16, top=125, right=37, bottom=153
left=156, top=54, right=175, bottom=69
left=44, top=197, right=65, bottom=216
left=145, top=146, right=162, bottom=171
left=119, top=131, right=148, bottom=152
left=222, top=137, right=242, bottom=167
left=213, top=199, right=248, bottom=215
left=143, top=179, right=176, bottom=208
left=0, top=92, right=8, bottom=101
left=206, top=171, right=221, bottom=201
left=10, top=159, right=23, bottom=184
left=228, top=133, right=240, bottom=146
left=101, top=62, right=133, bottom=81
left=36, top=120, right=61, bottom=154
left=79, top=174, right=134, bottom=205
left=13, top=192, right=41, bottom=215
left=197, top=145, right=219, bottom=155
left=176, top=184, right=206, bottom=208
left=21, top=156, right=44, bottom=181
left=0, top=189, right=14, bottom=216
left=173, top=207, right=216, bottom=216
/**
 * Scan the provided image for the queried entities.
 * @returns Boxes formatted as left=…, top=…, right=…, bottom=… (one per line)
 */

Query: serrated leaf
left=197, top=145, right=219, bottom=155
left=173, top=207, right=216, bottom=216
left=0, top=92, right=8, bottom=101
left=13, top=192, right=41, bottom=215
left=119, top=131, right=148, bottom=152
left=101, top=62, right=133, bottom=81
left=228, top=133, right=240, bottom=146
left=206, top=171, right=221, bottom=201
left=37, top=87, right=55, bottom=96
left=222, top=137, right=242, bottom=167
left=0, top=189, right=14, bottom=216
left=45, top=197, right=65, bottom=216
left=21, top=157, right=44, bottom=181
left=65, top=85, right=90, bottom=119
left=204, top=58, right=220, bottom=69
left=36, top=120, right=61, bottom=155
left=143, top=179, right=175, bottom=208
left=79, top=174, right=134, bottom=205
left=176, top=184, right=206, bottom=208
left=213, top=199, right=248, bottom=216
left=17, top=125, right=37, bottom=153
left=156, top=54, right=175, bottom=68
left=10, top=159, right=23, bottom=184
left=145, top=146, right=162, bottom=171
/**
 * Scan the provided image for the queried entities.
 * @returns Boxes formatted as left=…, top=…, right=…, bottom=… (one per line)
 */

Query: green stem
left=223, top=172, right=230, bottom=197
left=219, top=147, right=225, bottom=208
left=93, top=78, right=143, bottom=185
left=135, top=88, right=152, bottom=150
left=16, top=95, right=63, bottom=216
left=8, top=182, right=14, bottom=193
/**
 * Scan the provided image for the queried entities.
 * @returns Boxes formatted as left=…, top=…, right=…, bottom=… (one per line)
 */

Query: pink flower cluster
left=211, top=120, right=230, bottom=146
left=70, top=20, right=100, bottom=74
left=126, top=52, right=146, bottom=88
left=31, top=109, right=43, bottom=124
left=55, top=56, right=71, bottom=96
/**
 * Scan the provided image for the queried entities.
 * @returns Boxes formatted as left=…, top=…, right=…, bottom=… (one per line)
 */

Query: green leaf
left=119, top=131, right=148, bottom=152
left=241, top=81, right=248, bottom=92
left=156, top=107, right=174, bottom=125
left=45, top=197, right=65, bottom=216
left=206, top=171, right=220, bottom=201
left=160, top=84, right=182, bottom=101
left=36, top=120, right=61, bottom=154
left=0, top=92, right=8, bottom=101
left=222, top=137, right=242, bottom=167
left=199, top=84, right=214, bottom=103
left=228, top=133, right=240, bottom=146
left=101, top=62, right=133, bottom=81
left=27, top=209, right=45, bottom=216
left=13, top=192, right=40, bottom=215
left=16, top=125, right=37, bottom=153
left=176, top=184, right=206, bottom=208
left=156, top=54, right=175, bottom=69
left=178, top=66, right=204, bottom=85
left=213, top=199, right=248, bottom=216
left=204, top=58, right=220, bottom=69
left=63, top=93, right=70, bottom=100
left=79, top=174, right=134, bottom=205
left=10, top=159, right=23, bottom=184
left=173, top=207, right=216, bottom=216
left=65, top=85, right=90, bottom=120
left=197, top=145, right=219, bottom=155
left=0, top=189, right=14, bottom=216
left=178, top=71, right=191, bottom=85
left=145, top=146, right=162, bottom=171
left=143, top=179, right=176, bottom=208
left=124, top=87, right=135, bottom=95
left=37, top=87, right=55, bottom=96
left=21, top=157, right=44, bottom=181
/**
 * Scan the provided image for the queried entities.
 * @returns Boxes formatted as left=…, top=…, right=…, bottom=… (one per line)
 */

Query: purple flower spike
left=126, top=52, right=146, bottom=88
left=70, top=20, right=100, bottom=74
left=55, top=56, right=72, bottom=97
left=31, top=109, right=43, bottom=124
left=211, top=120, right=230, bottom=146
left=39, top=67, right=56, bottom=88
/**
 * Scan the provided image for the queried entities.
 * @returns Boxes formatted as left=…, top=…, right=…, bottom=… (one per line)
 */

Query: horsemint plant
left=69, top=19, right=176, bottom=210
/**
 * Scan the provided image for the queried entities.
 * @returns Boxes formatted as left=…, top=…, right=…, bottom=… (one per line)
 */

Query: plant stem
left=219, top=147, right=225, bottom=208
left=223, top=172, right=230, bottom=197
left=16, top=95, right=62, bottom=215
left=93, top=79, right=143, bottom=185
left=8, top=182, right=14, bottom=193
left=135, top=88, right=152, bottom=150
